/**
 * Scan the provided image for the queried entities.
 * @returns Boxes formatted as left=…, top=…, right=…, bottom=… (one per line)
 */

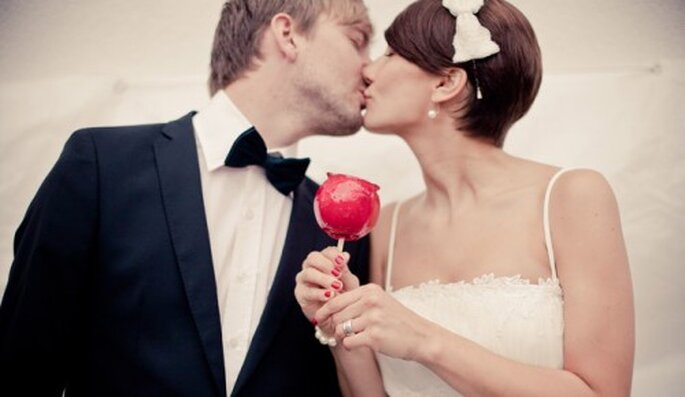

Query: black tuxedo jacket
left=0, top=113, right=369, bottom=396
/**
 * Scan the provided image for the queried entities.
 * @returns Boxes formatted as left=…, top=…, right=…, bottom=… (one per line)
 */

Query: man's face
left=293, top=16, right=371, bottom=136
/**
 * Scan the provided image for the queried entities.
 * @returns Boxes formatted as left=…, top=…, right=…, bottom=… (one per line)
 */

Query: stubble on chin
left=294, top=78, right=363, bottom=136
left=319, top=111, right=363, bottom=136
left=306, top=91, right=363, bottom=136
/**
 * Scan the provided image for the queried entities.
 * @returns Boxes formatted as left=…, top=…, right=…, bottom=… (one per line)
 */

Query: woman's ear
left=431, top=67, right=468, bottom=103
left=268, top=13, right=300, bottom=61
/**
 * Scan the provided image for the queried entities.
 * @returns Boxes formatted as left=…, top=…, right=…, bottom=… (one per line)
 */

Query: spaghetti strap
left=543, top=168, right=577, bottom=280
left=385, top=201, right=403, bottom=291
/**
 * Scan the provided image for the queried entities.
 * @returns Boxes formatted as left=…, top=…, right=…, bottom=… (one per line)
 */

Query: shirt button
left=237, top=272, right=248, bottom=283
left=229, top=338, right=240, bottom=349
left=244, top=208, right=254, bottom=220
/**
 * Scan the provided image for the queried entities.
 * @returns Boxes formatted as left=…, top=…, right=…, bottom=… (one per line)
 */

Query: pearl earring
left=473, top=60, right=484, bottom=100
left=427, top=108, right=438, bottom=119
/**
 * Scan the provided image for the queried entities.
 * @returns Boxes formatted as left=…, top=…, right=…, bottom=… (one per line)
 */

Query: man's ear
left=431, top=67, right=468, bottom=103
left=269, top=13, right=300, bottom=62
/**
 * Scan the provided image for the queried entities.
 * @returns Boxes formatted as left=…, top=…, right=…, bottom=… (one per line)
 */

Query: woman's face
left=362, top=48, right=438, bottom=135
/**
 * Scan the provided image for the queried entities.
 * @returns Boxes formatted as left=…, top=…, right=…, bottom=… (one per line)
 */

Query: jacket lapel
left=231, top=180, right=318, bottom=395
left=154, top=112, right=226, bottom=396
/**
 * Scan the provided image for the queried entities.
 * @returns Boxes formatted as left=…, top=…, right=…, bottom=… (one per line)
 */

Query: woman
left=294, top=0, right=634, bottom=395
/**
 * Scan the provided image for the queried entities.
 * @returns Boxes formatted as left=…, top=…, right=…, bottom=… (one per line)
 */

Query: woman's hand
left=314, top=283, right=436, bottom=361
left=294, top=247, right=360, bottom=333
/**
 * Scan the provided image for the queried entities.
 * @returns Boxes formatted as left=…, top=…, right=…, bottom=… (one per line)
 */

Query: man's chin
left=328, top=124, right=363, bottom=136
left=325, top=114, right=364, bottom=136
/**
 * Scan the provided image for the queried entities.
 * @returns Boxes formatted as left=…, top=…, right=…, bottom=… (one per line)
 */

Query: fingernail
left=335, top=255, right=344, bottom=265
left=331, top=268, right=341, bottom=277
left=332, top=280, right=342, bottom=290
left=324, top=290, right=332, bottom=298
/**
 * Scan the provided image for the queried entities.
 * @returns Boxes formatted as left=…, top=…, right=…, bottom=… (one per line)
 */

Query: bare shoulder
left=550, top=169, right=618, bottom=215
left=548, top=168, right=627, bottom=274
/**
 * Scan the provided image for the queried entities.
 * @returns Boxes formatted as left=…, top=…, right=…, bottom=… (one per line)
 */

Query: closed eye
left=347, top=27, right=369, bottom=51
left=350, top=37, right=363, bottom=49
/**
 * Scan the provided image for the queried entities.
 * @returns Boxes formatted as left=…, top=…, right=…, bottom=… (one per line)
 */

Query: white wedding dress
left=375, top=169, right=571, bottom=397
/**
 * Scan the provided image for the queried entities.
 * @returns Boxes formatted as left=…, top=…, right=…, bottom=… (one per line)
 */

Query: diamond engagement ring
left=342, top=319, right=354, bottom=337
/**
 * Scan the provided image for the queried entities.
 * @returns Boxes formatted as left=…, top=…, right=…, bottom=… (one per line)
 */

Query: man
left=0, top=1, right=372, bottom=395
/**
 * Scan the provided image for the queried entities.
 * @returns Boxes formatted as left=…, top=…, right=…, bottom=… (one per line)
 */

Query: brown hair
left=385, top=0, right=542, bottom=147
left=208, top=0, right=372, bottom=95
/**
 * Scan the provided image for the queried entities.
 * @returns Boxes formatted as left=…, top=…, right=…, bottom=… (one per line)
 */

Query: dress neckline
left=384, top=168, right=577, bottom=292
left=389, top=272, right=562, bottom=294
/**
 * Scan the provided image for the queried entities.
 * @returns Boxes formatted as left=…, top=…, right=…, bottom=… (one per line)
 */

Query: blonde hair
left=208, top=0, right=372, bottom=95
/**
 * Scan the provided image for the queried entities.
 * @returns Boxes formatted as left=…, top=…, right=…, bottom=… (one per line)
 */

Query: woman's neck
left=402, top=122, right=512, bottom=212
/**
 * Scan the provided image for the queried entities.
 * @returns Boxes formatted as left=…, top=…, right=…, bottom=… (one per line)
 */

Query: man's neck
left=224, top=74, right=308, bottom=149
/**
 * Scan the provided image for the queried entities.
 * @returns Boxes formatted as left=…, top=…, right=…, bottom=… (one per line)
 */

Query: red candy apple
left=314, top=173, right=381, bottom=242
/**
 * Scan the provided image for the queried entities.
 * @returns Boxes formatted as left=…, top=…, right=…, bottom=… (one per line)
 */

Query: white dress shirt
left=192, top=91, right=296, bottom=394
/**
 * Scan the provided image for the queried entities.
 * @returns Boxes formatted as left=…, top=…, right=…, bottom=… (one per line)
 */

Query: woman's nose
left=362, top=74, right=372, bottom=88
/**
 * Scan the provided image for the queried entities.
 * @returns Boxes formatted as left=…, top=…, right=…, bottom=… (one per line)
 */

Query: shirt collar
left=193, top=90, right=298, bottom=172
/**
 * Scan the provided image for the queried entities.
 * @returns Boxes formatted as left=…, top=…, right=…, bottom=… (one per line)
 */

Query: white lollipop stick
left=337, top=238, right=345, bottom=252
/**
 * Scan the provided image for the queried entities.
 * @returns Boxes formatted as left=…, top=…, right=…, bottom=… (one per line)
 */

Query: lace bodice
left=375, top=169, right=572, bottom=397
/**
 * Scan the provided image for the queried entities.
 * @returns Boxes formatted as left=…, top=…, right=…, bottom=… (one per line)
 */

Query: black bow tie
left=224, top=127, right=310, bottom=196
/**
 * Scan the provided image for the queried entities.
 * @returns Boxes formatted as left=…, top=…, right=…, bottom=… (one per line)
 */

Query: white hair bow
left=442, top=0, right=500, bottom=63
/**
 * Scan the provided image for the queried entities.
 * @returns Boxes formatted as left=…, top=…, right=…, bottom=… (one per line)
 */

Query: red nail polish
left=324, top=290, right=332, bottom=298
left=335, top=255, right=344, bottom=265
left=331, top=269, right=341, bottom=277
left=311, top=318, right=318, bottom=326
left=332, top=280, right=342, bottom=290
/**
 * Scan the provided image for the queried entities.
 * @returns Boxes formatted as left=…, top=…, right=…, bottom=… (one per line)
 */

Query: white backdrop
left=1, top=0, right=684, bottom=395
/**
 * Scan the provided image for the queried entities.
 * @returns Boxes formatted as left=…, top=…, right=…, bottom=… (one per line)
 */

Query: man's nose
left=363, top=52, right=371, bottom=66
